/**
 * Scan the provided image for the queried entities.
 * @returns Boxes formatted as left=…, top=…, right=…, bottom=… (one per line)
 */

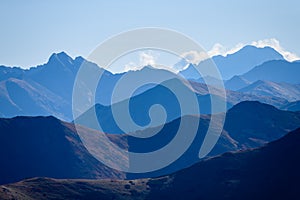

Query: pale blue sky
left=0, top=0, right=299, bottom=68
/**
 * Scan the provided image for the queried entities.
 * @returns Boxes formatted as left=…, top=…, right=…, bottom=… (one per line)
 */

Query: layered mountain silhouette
left=242, top=60, right=300, bottom=84
left=1, top=40, right=300, bottom=200
left=75, top=78, right=231, bottom=134
left=127, top=101, right=300, bottom=178
left=77, top=75, right=293, bottom=135
left=0, top=53, right=81, bottom=120
left=0, top=47, right=298, bottom=122
left=238, top=80, right=300, bottom=102
left=2, top=127, right=300, bottom=200
left=146, top=126, right=300, bottom=200
left=189, top=80, right=288, bottom=108
left=0, top=52, right=124, bottom=120
left=179, top=45, right=284, bottom=80
left=226, top=60, right=300, bottom=90
left=1, top=101, right=300, bottom=184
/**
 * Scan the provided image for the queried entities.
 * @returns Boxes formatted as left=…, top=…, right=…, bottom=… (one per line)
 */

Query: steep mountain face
left=27, top=52, right=82, bottom=101
left=0, top=53, right=82, bottom=120
left=0, top=78, right=69, bottom=119
left=0, top=116, right=126, bottom=185
left=241, top=60, right=300, bottom=84
left=0, top=53, right=125, bottom=120
left=2, top=127, right=300, bottom=200
left=179, top=45, right=284, bottom=80
left=238, top=80, right=300, bottom=102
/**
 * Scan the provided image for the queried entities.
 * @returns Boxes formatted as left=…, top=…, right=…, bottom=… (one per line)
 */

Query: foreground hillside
left=0, top=116, right=126, bottom=185
left=1, top=101, right=300, bottom=184
left=1, top=127, right=300, bottom=200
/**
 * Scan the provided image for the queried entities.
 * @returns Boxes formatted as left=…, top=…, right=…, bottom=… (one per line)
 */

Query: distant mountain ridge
left=238, top=80, right=300, bottom=101
left=0, top=47, right=299, bottom=122
left=76, top=78, right=291, bottom=135
left=0, top=52, right=125, bottom=120
left=179, top=45, right=284, bottom=80
left=242, top=59, right=300, bottom=84
left=225, top=60, right=300, bottom=94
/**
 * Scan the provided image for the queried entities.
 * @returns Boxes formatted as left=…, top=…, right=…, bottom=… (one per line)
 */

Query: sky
left=0, top=0, right=300, bottom=70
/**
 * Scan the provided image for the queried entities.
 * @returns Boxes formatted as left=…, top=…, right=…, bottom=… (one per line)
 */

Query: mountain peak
left=74, top=56, right=85, bottom=62
left=48, top=51, right=74, bottom=65
left=237, top=45, right=282, bottom=56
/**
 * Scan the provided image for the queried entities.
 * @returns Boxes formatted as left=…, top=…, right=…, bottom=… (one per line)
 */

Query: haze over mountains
left=1, top=45, right=300, bottom=122
left=1, top=101, right=300, bottom=185
left=0, top=43, right=300, bottom=200
left=0, top=53, right=123, bottom=120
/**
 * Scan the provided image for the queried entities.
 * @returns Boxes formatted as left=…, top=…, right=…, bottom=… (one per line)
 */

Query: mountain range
left=0, top=46, right=300, bottom=121
left=76, top=79, right=290, bottom=134
left=0, top=46, right=299, bottom=123
left=1, top=44, right=300, bottom=199
left=1, top=126, right=300, bottom=200
left=225, top=60, right=300, bottom=90
left=179, top=45, right=284, bottom=80
left=1, top=101, right=300, bottom=184
left=238, top=80, right=300, bottom=101
left=0, top=53, right=124, bottom=121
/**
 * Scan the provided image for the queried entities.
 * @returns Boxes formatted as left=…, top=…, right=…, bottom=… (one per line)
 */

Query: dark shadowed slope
left=127, top=101, right=300, bottom=179
left=0, top=116, right=126, bottom=185
left=281, top=100, right=300, bottom=111
left=74, top=101, right=300, bottom=179
left=223, top=101, right=300, bottom=148
left=147, top=127, right=300, bottom=200
left=1, top=102, right=300, bottom=183
left=2, top=127, right=300, bottom=200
